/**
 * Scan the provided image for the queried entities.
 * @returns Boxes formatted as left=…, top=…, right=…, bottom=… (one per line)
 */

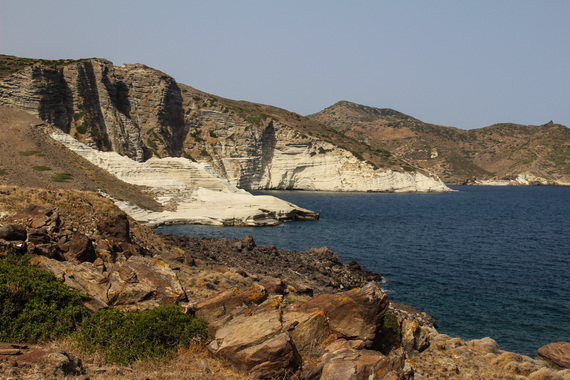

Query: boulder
left=31, top=254, right=186, bottom=311
left=63, top=233, right=97, bottom=263
left=234, top=333, right=298, bottom=380
left=0, top=224, right=27, bottom=241
left=195, top=285, right=268, bottom=331
left=11, top=205, right=60, bottom=229
left=289, top=282, right=388, bottom=346
left=208, top=308, right=298, bottom=379
left=106, top=255, right=187, bottom=310
left=26, top=228, right=50, bottom=244
left=317, top=339, right=408, bottom=380
left=538, top=341, right=570, bottom=370
left=97, top=213, right=130, bottom=243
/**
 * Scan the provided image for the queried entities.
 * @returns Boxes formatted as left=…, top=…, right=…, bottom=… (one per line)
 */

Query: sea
left=155, top=185, right=570, bottom=357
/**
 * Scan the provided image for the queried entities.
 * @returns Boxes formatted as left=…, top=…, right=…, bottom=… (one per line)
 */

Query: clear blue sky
left=1, top=1, right=569, bottom=129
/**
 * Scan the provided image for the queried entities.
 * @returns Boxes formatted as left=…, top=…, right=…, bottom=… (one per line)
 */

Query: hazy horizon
left=1, top=1, right=568, bottom=130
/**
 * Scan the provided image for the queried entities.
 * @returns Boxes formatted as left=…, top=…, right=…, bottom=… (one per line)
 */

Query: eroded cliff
left=0, top=56, right=449, bottom=193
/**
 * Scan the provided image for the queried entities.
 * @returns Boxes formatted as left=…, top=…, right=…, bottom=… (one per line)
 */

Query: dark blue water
left=156, top=186, right=570, bottom=357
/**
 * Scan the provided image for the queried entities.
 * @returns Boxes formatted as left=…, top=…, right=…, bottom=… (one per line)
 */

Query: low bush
left=76, top=122, right=88, bottom=134
left=0, top=255, right=208, bottom=364
left=18, top=150, right=44, bottom=157
left=78, top=305, right=208, bottom=364
left=0, top=255, right=89, bottom=343
left=51, top=173, right=72, bottom=182
left=32, top=165, right=51, bottom=171
left=383, top=312, right=401, bottom=336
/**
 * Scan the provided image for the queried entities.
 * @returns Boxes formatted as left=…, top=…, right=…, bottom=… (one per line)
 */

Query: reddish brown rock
left=538, top=341, right=570, bottom=370
left=106, top=255, right=187, bottom=310
left=195, top=285, right=268, bottom=331
left=0, top=342, right=83, bottom=378
left=97, top=213, right=130, bottom=243
left=26, top=228, right=50, bottom=244
left=289, top=282, right=388, bottom=347
left=63, top=233, right=96, bottom=263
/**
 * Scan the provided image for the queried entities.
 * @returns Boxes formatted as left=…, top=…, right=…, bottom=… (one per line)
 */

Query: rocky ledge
left=1, top=187, right=569, bottom=379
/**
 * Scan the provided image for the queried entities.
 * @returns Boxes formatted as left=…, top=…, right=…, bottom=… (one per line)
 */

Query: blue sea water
left=155, top=186, right=570, bottom=357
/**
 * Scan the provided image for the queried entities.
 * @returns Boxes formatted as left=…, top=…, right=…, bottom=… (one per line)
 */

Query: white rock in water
left=50, top=130, right=317, bottom=226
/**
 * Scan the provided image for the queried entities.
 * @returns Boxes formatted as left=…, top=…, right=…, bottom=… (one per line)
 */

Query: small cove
left=156, top=185, right=570, bottom=357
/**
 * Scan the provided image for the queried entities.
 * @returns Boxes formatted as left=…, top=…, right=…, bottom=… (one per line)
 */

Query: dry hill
left=308, top=101, right=570, bottom=184
left=0, top=105, right=162, bottom=211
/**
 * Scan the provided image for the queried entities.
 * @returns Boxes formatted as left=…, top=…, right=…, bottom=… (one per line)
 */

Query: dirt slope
left=0, top=105, right=162, bottom=211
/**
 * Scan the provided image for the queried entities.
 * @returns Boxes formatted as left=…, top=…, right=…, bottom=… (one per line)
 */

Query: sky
left=1, top=1, right=569, bottom=130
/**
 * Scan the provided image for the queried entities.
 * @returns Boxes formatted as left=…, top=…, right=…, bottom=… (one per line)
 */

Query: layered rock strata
left=49, top=128, right=318, bottom=226
left=0, top=58, right=449, bottom=193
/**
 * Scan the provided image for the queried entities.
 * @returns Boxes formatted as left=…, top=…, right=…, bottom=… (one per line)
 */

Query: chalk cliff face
left=48, top=128, right=317, bottom=226
left=0, top=57, right=449, bottom=193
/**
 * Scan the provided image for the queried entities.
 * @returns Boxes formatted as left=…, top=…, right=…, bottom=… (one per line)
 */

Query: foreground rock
left=538, top=342, right=570, bottom=370
left=200, top=282, right=409, bottom=379
left=2, top=187, right=569, bottom=379
left=0, top=342, right=84, bottom=379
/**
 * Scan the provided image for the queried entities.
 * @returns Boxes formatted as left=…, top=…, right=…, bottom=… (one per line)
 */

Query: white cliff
left=0, top=58, right=450, bottom=195
left=205, top=119, right=450, bottom=193
left=50, top=130, right=318, bottom=227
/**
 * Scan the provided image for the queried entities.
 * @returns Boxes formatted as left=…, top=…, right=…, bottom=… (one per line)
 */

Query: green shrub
left=78, top=305, right=208, bottom=364
left=183, top=153, right=196, bottom=162
left=0, top=169, right=6, bottom=176
left=352, top=151, right=364, bottom=161
left=383, top=312, right=401, bottom=336
left=200, top=149, right=209, bottom=157
left=190, top=130, right=204, bottom=142
left=209, top=131, right=218, bottom=138
left=18, top=150, right=43, bottom=157
left=0, top=255, right=89, bottom=343
left=51, top=173, right=72, bottom=182
left=76, top=122, right=88, bottom=134
left=32, top=165, right=51, bottom=171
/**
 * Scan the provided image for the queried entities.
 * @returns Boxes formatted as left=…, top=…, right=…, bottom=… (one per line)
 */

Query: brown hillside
left=0, top=105, right=162, bottom=211
left=308, top=101, right=570, bottom=184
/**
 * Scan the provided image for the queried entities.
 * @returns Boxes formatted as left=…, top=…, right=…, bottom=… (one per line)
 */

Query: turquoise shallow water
left=156, top=185, right=570, bottom=357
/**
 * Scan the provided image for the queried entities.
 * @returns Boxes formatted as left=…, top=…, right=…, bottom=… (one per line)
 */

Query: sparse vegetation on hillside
left=51, top=172, right=72, bottom=182
left=309, top=101, right=570, bottom=183
left=0, top=54, right=89, bottom=78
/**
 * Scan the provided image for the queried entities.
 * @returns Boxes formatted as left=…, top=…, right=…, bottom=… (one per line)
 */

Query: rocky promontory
left=1, top=186, right=569, bottom=379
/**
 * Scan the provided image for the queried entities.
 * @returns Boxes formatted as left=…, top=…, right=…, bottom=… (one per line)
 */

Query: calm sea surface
left=156, top=186, right=570, bottom=357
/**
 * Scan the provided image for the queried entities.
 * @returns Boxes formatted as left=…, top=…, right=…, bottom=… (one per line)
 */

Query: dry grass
left=55, top=338, right=248, bottom=380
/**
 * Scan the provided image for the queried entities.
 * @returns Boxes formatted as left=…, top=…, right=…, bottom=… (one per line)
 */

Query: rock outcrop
left=49, top=128, right=318, bottom=227
left=2, top=187, right=570, bottom=379
left=0, top=57, right=450, bottom=194
left=538, top=342, right=570, bottom=370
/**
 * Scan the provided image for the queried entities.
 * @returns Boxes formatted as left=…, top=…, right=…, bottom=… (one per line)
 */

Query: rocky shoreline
left=1, top=186, right=569, bottom=379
